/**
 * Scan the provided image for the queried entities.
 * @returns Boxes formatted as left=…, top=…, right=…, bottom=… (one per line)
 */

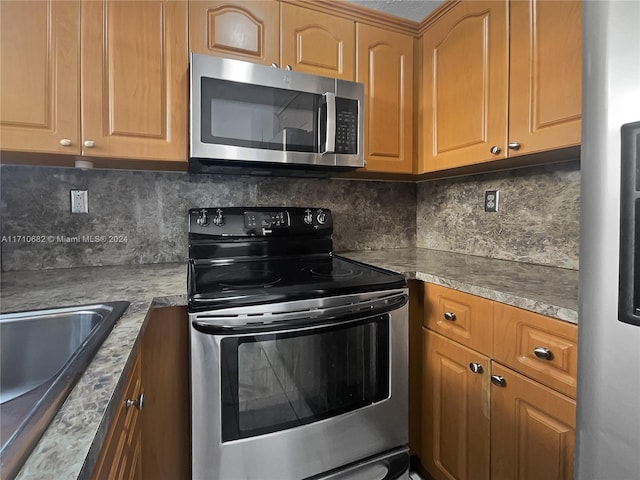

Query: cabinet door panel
left=281, top=3, right=354, bottom=80
left=420, top=1, right=508, bottom=172
left=189, top=1, right=279, bottom=65
left=0, top=0, right=80, bottom=154
left=422, top=329, right=490, bottom=480
left=491, top=363, right=575, bottom=480
left=81, top=0, right=187, bottom=161
left=508, top=0, right=581, bottom=155
left=357, top=24, right=413, bottom=173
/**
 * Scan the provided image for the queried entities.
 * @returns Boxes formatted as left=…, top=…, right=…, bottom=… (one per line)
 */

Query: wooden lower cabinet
left=422, top=329, right=491, bottom=480
left=417, top=282, right=576, bottom=480
left=91, top=352, right=143, bottom=480
left=490, top=363, right=575, bottom=480
left=91, top=306, right=190, bottom=479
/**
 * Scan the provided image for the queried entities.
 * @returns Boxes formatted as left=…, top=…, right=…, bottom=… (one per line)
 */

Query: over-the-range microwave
left=189, top=54, right=364, bottom=177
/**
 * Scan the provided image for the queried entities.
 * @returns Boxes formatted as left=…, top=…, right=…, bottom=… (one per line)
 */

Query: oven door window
left=219, top=315, right=390, bottom=442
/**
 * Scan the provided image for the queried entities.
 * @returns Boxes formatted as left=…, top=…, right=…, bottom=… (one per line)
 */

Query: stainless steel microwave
left=189, top=54, right=364, bottom=177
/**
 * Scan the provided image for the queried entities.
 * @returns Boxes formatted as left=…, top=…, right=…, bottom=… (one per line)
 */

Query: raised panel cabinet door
left=419, top=0, right=508, bottom=172
left=491, top=363, right=575, bottom=480
left=0, top=0, right=80, bottom=154
left=422, top=329, right=490, bottom=480
left=81, top=0, right=188, bottom=161
left=356, top=23, right=414, bottom=174
left=508, top=0, right=581, bottom=156
left=280, top=3, right=355, bottom=80
left=189, top=1, right=279, bottom=65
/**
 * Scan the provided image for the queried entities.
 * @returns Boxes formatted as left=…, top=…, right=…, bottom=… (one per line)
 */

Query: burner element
left=214, top=266, right=282, bottom=289
left=307, top=264, right=364, bottom=280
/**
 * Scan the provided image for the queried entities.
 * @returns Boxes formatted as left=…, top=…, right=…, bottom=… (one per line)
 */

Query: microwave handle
left=321, top=92, right=336, bottom=154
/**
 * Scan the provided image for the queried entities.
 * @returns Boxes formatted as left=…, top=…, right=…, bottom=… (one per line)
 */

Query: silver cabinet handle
left=59, top=138, right=72, bottom=147
left=83, top=140, right=95, bottom=148
left=285, top=64, right=292, bottom=70
left=469, top=363, right=483, bottom=374
left=533, top=347, right=553, bottom=360
left=491, top=375, right=506, bottom=387
left=271, top=62, right=279, bottom=68
left=443, top=312, right=456, bottom=321
left=507, top=141, right=521, bottom=150
left=126, top=392, right=144, bottom=411
left=490, top=146, right=501, bottom=155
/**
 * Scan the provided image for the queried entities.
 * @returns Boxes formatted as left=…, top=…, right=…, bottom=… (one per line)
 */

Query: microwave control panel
left=335, top=98, right=358, bottom=154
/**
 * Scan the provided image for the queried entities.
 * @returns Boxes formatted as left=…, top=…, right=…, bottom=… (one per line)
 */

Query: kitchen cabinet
left=0, top=0, right=81, bottom=155
left=0, top=0, right=187, bottom=162
left=280, top=2, right=355, bottom=81
left=81, top=0, right=188, bottom=162
left=91, top=351, right=143, bottom=480
left=419, top=0, right=581, bottom=173
left=356, top=23, right=414, bottom=174
left=189, top=1, right=279, bottom=65
left=418, top=282, right=576, bottom=480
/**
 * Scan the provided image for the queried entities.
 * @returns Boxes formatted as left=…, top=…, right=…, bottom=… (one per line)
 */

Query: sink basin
left=0, top=301, right=129, bottom=479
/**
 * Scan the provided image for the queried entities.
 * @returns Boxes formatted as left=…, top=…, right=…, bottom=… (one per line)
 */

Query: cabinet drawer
left=423, top=283, right=494, bottom=356
left=92, top=352, right=142, bottom=480
left=493, top=303, right=577, bottom=398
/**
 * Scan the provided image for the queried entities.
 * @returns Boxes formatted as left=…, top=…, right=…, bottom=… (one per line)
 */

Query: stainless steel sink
left=0, top=301, right=130, bottom=479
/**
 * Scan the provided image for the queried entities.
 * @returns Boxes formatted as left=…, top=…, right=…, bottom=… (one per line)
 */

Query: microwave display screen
left=201, top=77, right=320, bottom=153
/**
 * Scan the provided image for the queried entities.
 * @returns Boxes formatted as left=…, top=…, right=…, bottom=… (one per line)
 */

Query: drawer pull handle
left=126, top=393, right=144, bottom=411
left=491, top=375, right=506, bottom=387
left=443, top=312, right=456, bottom=321
left=533, top=347, right=554, bottom=361
left=469, top=363, right=483, bottom=374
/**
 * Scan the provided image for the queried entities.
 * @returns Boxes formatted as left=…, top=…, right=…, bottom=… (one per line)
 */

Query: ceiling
left=344, top=0, right=443, bottom=22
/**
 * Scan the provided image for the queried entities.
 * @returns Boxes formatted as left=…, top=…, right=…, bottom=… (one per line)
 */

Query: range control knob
left=316, top=210, right=327, bottom=225
left=196, top=209, right=208, bottom=226
left=212, top=208, right=224, bottom=226
left=304, top=209, right=313, bottom=225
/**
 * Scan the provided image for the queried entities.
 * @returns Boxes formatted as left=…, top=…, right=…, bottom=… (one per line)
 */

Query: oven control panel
left=244, top=211, right=290, bottom=229
left=189, top=207, right=332, bottom=236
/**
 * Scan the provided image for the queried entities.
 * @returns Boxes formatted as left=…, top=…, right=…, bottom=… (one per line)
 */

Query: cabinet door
left=419, top=0, right=508, bottom=172
left=189, top=1, right=279, bottom=66
left=508, top=0, right=581, bottom=156
left=422, top=329, right=490, bottom=480
left=0, top=0, right=80, bottom=155
left=356, top=24, right=414, bottom=173
left=280, top=3, right=355, bottom=80
left=491, top=363, right=575, bottom=480
left=81, top=0, right=187, bottom=161
left=91, top=352, right=143, bottom=480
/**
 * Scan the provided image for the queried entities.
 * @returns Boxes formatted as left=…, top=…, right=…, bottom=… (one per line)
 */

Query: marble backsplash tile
left=416, top=160, right=580, bottom=270
left=0, top=165, right=416, bottom=271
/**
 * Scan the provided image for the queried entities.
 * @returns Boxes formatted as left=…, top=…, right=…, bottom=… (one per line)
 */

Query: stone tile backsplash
left=416, top=160, right=580, bottom=270
left=0, top=165, right=416, bottom=271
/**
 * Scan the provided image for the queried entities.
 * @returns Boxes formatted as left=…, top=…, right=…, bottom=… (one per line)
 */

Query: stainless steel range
left=187, top=207, right=409, bottom=480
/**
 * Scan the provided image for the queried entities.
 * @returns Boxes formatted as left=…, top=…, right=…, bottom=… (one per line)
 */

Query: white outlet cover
left=70, top=190, right=89, bottom=214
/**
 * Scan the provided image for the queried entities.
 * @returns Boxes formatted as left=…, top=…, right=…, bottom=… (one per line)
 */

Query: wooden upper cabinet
left=189, top=1, right=279, bottom=65
left=490, top=363, right=575, bottom=480
left=356, top=24, right=414, bottom=174
left=0, top=0, right=80, bottom=155
left=508, top=0, right=582, bottom=155
left=81, top=0, right=188, bottom=161
left=419, top=0, right=508, bottom=172
left=280, top=3, right=355, bottom=80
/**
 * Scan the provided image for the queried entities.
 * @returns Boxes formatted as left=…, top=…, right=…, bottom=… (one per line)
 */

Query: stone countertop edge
left=2, top=249, right=578, bottom=479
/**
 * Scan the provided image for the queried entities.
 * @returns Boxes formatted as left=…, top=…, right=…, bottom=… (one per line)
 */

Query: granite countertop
left=0, top=248, right=578, bottom=479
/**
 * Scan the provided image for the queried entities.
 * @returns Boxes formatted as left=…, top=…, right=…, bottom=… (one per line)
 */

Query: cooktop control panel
left=244, top=211, right=290, bottom=229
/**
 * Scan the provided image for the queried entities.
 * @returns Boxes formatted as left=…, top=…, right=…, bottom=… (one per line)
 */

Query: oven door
left=190, top=290, right=408, bottom=480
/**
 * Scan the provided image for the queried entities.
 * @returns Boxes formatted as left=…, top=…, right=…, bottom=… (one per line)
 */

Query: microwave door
left=320, top=92, right=336, bottom=155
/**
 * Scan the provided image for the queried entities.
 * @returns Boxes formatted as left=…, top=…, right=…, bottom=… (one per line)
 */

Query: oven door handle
left=192, top=292, right=407, bottom=335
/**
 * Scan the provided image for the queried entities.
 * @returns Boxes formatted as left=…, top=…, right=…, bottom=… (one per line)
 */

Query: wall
left=0, top=165, right=416, bottom=271
left=416, top=160, right=580, bottom=270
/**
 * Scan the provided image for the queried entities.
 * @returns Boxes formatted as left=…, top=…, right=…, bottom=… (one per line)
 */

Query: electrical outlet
left=484, top=190, right=499, bottom=212
left=70, top=190, right=89, bottom=214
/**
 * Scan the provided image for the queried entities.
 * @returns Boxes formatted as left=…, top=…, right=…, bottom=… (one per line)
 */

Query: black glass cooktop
left=188, top=254, right=406, bottom=312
